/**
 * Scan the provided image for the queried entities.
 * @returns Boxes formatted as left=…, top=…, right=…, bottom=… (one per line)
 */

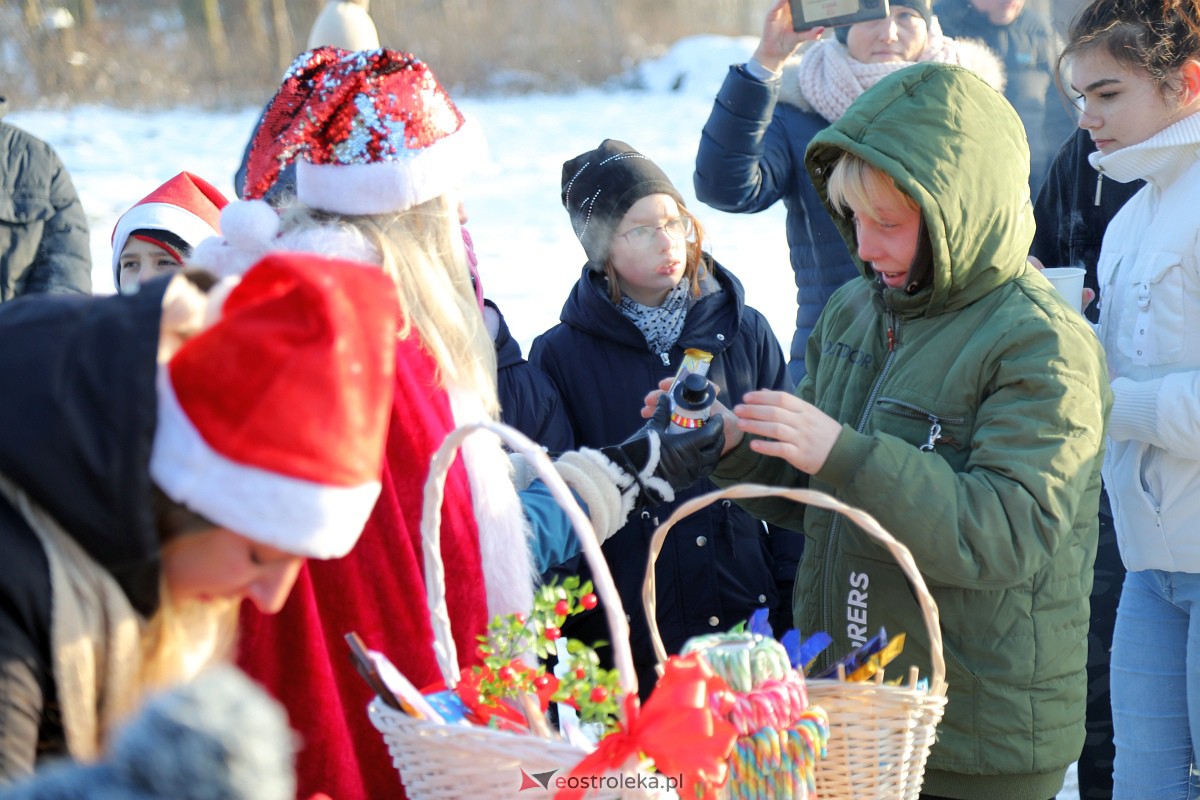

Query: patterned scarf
left=618, top=279, right=692, bottom=355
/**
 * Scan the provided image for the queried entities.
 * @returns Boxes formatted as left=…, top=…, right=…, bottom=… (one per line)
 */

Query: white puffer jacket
left=1093, top=111, right=1200, bottom=572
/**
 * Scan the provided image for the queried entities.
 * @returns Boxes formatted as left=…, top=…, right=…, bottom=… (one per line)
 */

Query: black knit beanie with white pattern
left=561, top=139, right=686, bottom=270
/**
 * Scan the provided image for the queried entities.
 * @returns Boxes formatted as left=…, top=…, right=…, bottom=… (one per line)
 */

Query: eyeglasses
left=617, top=216, right=694, bottom=249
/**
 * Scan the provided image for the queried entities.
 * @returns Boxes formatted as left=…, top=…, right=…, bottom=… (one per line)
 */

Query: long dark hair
left=1059, top=0, right=1200, bottom=98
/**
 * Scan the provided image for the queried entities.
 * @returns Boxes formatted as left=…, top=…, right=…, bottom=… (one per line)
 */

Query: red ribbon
left=555, top=654, right=737, bottom=800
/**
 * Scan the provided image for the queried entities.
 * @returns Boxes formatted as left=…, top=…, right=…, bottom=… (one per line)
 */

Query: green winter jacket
left=712, top=64, right=1111, bottom=800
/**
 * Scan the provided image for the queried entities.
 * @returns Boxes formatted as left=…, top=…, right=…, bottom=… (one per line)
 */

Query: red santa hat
left=242, top=47, right=486, bottom=216
left=111, top=172, right=229, bottom=290
left=149, top=251, right=399, bottom=560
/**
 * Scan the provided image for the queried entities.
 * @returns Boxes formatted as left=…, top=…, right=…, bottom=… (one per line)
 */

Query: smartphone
left=345, top=631, right=405, bottom=712
left=789, top=0, right=889, bottom=31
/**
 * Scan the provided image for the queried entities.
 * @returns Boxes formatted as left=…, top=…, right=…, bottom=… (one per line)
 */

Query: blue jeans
left=1111, top=569, right=1200, bottom=799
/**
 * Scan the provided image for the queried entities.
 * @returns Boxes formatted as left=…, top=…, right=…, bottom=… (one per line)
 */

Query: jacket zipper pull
left=1094, top=170, right=1103, bottom=207
left=920, top=420, right=942, bottom=452
left=660, top=352, right=671, bottom=366
left=887, top=326, right=896, bottom=352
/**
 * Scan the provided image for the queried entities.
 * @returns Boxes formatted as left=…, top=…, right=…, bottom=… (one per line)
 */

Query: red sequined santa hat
left=243, top=47, right=486, bottom=216
left=150, top=251, right=399, bottom=559
left=111, top=172, right=228, bottom=290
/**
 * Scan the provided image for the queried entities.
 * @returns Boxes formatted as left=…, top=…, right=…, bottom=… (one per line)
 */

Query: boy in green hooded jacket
left=704, top=63, right=1110, bottom=800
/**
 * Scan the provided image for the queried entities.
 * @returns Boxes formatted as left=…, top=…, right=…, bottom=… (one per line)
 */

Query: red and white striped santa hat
left=242, top=47, right=485, bottom=216
left=111, top=172, right=228, bottom=290
left=149, top=250, right=399, bottom=559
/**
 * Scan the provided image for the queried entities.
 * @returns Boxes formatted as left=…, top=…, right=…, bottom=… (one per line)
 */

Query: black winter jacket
left=487, top=299, right=574, bottom=453
left=529, top=261, right=797, bottom=694
left=1030, top=127, right=1143, bottom=323
left=0, top=280, right=168, bottom=782
left=0, top=98, right=92, bottom=302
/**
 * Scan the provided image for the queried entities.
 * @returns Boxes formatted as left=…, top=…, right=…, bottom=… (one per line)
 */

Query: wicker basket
left=367, top=420, right=663, bottom=800
left=642, top=484, right=948, bottom=800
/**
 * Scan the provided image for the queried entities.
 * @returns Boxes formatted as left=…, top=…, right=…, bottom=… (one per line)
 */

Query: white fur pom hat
left=242, top=47, right=486, bottom=216
left=111, top=172, right=228, bottom=291
left=149, top=250, right=399, bottom=559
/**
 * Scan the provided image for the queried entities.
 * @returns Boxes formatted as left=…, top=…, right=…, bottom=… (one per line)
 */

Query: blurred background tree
left=2, top=0, right=759, bottom=106
left=1, top=0, right=1087, bottom=108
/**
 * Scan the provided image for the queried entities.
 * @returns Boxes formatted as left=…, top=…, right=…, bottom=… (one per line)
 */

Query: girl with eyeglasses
left=530, top=139, right=797, bottom=697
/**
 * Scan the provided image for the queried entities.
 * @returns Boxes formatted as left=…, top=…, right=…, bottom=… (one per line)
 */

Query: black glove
left=599, top=393, right=725, bottom=508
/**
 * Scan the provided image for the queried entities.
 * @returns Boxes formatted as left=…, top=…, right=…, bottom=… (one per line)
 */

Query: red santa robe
left=237, top=332, right=535, bottom=800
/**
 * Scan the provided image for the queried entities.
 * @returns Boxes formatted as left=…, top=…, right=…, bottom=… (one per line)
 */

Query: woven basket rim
left=642, top=483, right=947, bottom=696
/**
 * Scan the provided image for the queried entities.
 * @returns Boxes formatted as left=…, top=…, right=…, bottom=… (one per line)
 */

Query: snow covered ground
left=8, top=34, right=1080, bottom=799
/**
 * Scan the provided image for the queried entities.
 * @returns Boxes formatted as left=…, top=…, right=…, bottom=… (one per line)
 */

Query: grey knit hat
left=561, top=139, right=686, bottom=269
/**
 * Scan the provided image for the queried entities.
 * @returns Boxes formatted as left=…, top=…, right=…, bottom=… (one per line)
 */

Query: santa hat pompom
left=221, top=200, right=281, bottom=251
left=188, top=201, right=281, bottom=280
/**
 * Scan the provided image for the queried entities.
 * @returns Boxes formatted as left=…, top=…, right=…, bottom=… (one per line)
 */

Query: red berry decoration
left=580, top=593, right=598, bottom=610
left=575, top=667, right=587, bottom=680
left=497, top=666, right=515, bottom=683
left=554, top=599, right=571, bottom=617
left=590, top=686, right=609, bottom=703
left=545, top=626, right=562, bottom=641
left=534, top=673, right=552, bottom=689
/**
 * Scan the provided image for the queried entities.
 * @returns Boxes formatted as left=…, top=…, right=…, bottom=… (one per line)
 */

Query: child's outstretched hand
left=733, top=389, right=842, bottom=474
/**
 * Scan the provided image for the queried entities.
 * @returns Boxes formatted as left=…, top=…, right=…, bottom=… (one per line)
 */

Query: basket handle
left=641, top=483, right=946, bottom=695
left=420, top=421, right=638, bottom=703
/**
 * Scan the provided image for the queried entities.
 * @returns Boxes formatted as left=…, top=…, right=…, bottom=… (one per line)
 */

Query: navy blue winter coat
left=529, top=259, right=796, bottom=694
left=694, top=65, right=857, bottom=385
left=487, top=299, right=574, bottom=453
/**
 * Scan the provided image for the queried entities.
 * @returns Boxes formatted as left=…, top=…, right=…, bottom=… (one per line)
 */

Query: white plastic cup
left=1043, top=267, right=1086, bottom=312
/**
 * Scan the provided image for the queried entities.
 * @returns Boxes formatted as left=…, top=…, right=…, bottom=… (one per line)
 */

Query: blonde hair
left=140, top=592, right=239, bottom=690
left=279, top=197, right=500, bottom=417
left=825, top=152, right=919, bottom=222
left=601, top=207, right=712, bottom=304
left=142, top=488, right=240, bottom=691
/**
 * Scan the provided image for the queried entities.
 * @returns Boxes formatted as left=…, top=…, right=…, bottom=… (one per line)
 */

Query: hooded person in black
left=0, top=252, right=402, bottom=785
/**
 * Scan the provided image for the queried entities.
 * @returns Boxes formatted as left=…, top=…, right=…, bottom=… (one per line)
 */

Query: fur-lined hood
left=778, top=34, right=1006, bottom=112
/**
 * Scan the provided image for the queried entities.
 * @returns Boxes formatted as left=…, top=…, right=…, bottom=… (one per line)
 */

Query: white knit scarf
left=797, top=20, right=968, bottom=122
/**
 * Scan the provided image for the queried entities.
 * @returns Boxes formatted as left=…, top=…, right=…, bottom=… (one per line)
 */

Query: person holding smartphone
left=694, top=0, right=1004, bottom=384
